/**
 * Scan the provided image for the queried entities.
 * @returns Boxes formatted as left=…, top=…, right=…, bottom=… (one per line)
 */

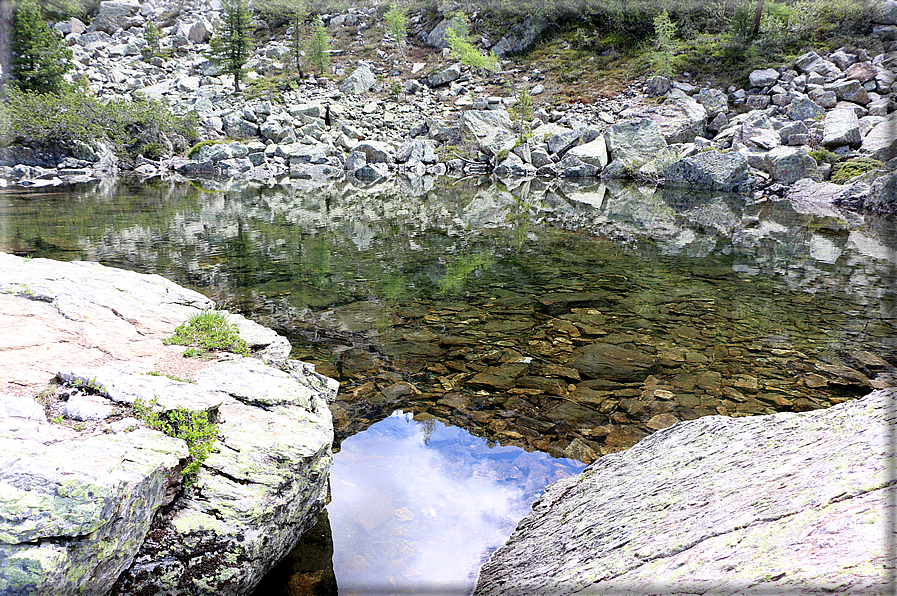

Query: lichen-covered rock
left=861, top=112, right=897, bottom=161
left=460, top=110, right=517, bottom=157
left=0, top=255, right=337, bottom=596
left=664, top=149, right=753, bottom=192
left=603, top=118, right=667, bottom=175
left=0, top=422, right=188, bottom=596
left=475, top=389, right=895, bottom=596
left=338, top=63, right=376, bottom=95
left=696, top=88, right=728, bottom=119
left=764, top=146, right=820, bottom=185
left=822, top=108, right=862, bottom=148
left=627, top=89, right=707, bottom=144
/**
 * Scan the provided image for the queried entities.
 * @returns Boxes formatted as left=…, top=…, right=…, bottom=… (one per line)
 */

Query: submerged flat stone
left=569, top=342, right=658, bottom=381
left=474, top=389, right=895, bottom=596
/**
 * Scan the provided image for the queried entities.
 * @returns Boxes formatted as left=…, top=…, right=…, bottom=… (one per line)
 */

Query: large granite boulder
left=0, top=255, right=337, bottom=596
left=475, top=389, right=894, bottom=595
left=822, top=108, right=862, bottom=148
left=338, top=63, right=376, bottom=95
left=865, top=171, right=897, bottom=216
left=764, top=146, right=820, bottom=185
left=861, top=112, right=897, bottom=161
left=736, top=112, right=781, bottom=150
left=603, top=118, right=667, bottom=175
left=626, top=89, right=707, bottom=144
left=565, top=136, right=608, bottom=170
left=460, top=110, right=517, bottom=157
left=490, top=15, right=547, bottom=56
left=696, top=88, right=728, bottom=120
left=664, top=150, right=753, bottom=192
left=88, top=0, right=140, bottom=33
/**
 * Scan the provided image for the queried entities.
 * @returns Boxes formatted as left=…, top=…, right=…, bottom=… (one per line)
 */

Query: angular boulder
left=603, top=118, right=667, bottom=174
left=88, top=0, right=140, bottom=33
left=748, top=68, right=779, bottom=88
left=764, top=146, right=820, bottom=185
left=338, top=64, right=376, bottom=95
left=664, top=150, right=753, bottom=193
left=475, top=389, right=895, bottom=596
left=786, top=96, right=825, bottom=121
left=696, top=88, right=728, bottom=120
left=459, top=110, right=517, bottom=157
left=490, top=15, right=547, bottom=56
left=736, top=112, right=781, bottom=150
left=822, top=109, right=862, bottom=148
left=860, top=112, right=897, bottom=161
left=565, top=136, right=608, bottom=170
left=628, top=89, right=707, bottom=144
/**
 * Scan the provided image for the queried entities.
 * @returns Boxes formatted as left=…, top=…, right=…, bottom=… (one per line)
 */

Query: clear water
left=2, top=176, right=895, bottom=594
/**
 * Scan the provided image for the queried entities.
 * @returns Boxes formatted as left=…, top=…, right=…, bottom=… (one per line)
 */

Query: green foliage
left=289, top=1, right=309, bottom=73
left=2, top=86, right=198, bottom=163
left=210, top=0, right=254, bottom=92
left=306, top=16, right=330, bottom=74
left=11, top=0, right=73, bottom=93
left=145, top=371, right=196, bottom=383
left=439, top=253, right=491, bottom=295
left=163, top=310, right=249, bottom=358
left=73, top=376, right=107, bottom=394
left=650, top=9, right=677, bottom=78
left=141, top=21, right=167, bottom=61
left=384, top=2, right=409, bottom=47
left=809, top=148, right=840, bottom=165
left=830, top=157, right=883, bottom=184
left=187, top=139, right=228, bottom=158
left=509, top=88, right=534, bottom=141
left=133, top=397, right=218, bottom=483
left=445, top=14, right=499, bottom=72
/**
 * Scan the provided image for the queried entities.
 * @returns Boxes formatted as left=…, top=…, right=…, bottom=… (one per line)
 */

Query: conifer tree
left=306, top=15, right=329, bottom=74
left=210, top=0, right=253, bottom=92
left=10, top=0, right=72, bottom=93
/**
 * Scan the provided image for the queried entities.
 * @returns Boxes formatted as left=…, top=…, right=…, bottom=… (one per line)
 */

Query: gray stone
left=0, top=394, right=46, bottom=422
left=556, top=155, right=598, bottom=178
left=475, top=390, right=895, bottom=596
left=339, top=64, right=377, bottom=95
left=352, top=140, right=395, bottom=164
left=786, top=96, right=825, bottom=121
left=845, top=62, right=879, bottom=83
left=749, top=67, right=780, bottom=88
left=396, top=139, right=436, bottom=164
left=707, top=112, right=728, bottom=133
left=88, top=0, right=139, bottom=33
left=490, top=15, right=547, bottom=56
left=426, top=62, right=462, bottom=87
left=353, top=162, right=390, bottom=181
left=664, top=150, right=754, bottom=192
left=569, top=343, right=657, bottom=381
left=460, top=110, right=517, bottom=157
left=493, top=152, right=536, bottom=177
left=426, top=15, right=466, bottom=49
left=546, top=129, right=581, bottom=155
left=604, top=118, right=667, bottom=174
left=645, top=76, right=671, bottom=96
left=628, top=89, right=707, bottom=144
left=830, top=79, right=870, bottom=105
left=198, top=142, right=249, bottom=163
left=63, top=393, right=117, bottom=421
left=737, top=112, right=781, bottom=150
left=565, top=136, right=608, bottom=170
left=875, top=0, right=897, bottom=24
left=808, top=88, right=838, bottom=108
left=866, top=171, right=897, bottom=215
left=795, top=51, right=842, bottom=81
left=822, top=109, right=862, bottom=148
left=697, top=88, right=728, bottom=119
left=764, top=146, right=820, bottom=185
left=745, top=94, right=770, bottom=110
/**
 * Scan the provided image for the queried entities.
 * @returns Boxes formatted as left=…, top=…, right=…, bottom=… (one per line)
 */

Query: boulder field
left=1, top=0, right=896, bottom=216
left=0, top=253, right=337, bottom=595
left=474, top=388, right=895, bottom=596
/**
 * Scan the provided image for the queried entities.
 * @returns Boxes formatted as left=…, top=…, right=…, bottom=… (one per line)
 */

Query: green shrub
left=384, top=1, right=409, bottom=47
left=306, top=15, right=330, bottom=74
left=650, top=9, right=677, bottom=78
left=445, top=14, right=499, bottom=72
left=11, top=0, right=72, bottom=93
left=2, top=86, right=198, bottom=164
left=163, top=310, right=249, bottom=358
left=133, top=397, right=217, bottom=483
left=830, top=157, right=883, bottom=184
left=809, top=148, right=840, bottom=165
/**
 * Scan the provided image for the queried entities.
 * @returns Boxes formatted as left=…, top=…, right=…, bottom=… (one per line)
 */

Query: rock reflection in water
left=325, top=411, right=582, bottom=595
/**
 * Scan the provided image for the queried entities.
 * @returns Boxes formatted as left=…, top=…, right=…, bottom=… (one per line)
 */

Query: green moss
left=830, top=157, right=883, bottom=184
left=809, top=149, right=840, bottom=165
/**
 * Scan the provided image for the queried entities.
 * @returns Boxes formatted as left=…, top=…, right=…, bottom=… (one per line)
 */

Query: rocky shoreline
left=1, top=0, right=896, bottom=216
left=0, top=253, right=337, bottom=595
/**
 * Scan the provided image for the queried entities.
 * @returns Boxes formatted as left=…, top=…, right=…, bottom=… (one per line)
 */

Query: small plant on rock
left=133, top=397, right=218, bottom=483
left=445, top=13, right=499, bottom=72
left=163, top=310, right=249, bottom=358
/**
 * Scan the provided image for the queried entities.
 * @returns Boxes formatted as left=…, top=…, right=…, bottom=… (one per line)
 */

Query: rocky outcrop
left=474, top=389, right=895, bottom=596
left=0, top=254, right=336, bottom=595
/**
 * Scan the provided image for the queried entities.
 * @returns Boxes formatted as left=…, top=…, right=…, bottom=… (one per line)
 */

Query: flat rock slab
left=474, top=389, right=895, bottom=596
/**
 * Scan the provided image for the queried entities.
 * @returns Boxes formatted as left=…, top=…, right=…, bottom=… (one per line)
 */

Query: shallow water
left=2, top=176, right=895, bottom=593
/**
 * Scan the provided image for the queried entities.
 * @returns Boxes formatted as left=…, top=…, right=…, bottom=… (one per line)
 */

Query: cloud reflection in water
left=329, top=411, right=585, bottom=595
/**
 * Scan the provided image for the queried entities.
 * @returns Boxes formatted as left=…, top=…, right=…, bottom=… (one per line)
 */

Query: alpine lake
left=2, top=174, right=895, bottom=595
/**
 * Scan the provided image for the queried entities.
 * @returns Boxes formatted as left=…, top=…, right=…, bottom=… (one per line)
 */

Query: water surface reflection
left=328, top=411, right=584, bottom=595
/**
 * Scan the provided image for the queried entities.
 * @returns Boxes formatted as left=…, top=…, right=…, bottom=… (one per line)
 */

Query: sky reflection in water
left=329, top=411, right=586, bottom=595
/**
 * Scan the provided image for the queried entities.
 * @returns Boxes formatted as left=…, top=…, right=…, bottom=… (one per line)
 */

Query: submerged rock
left=569, top=343, right=657, bottom=381
left=475, top=389, right=895, bottom=596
